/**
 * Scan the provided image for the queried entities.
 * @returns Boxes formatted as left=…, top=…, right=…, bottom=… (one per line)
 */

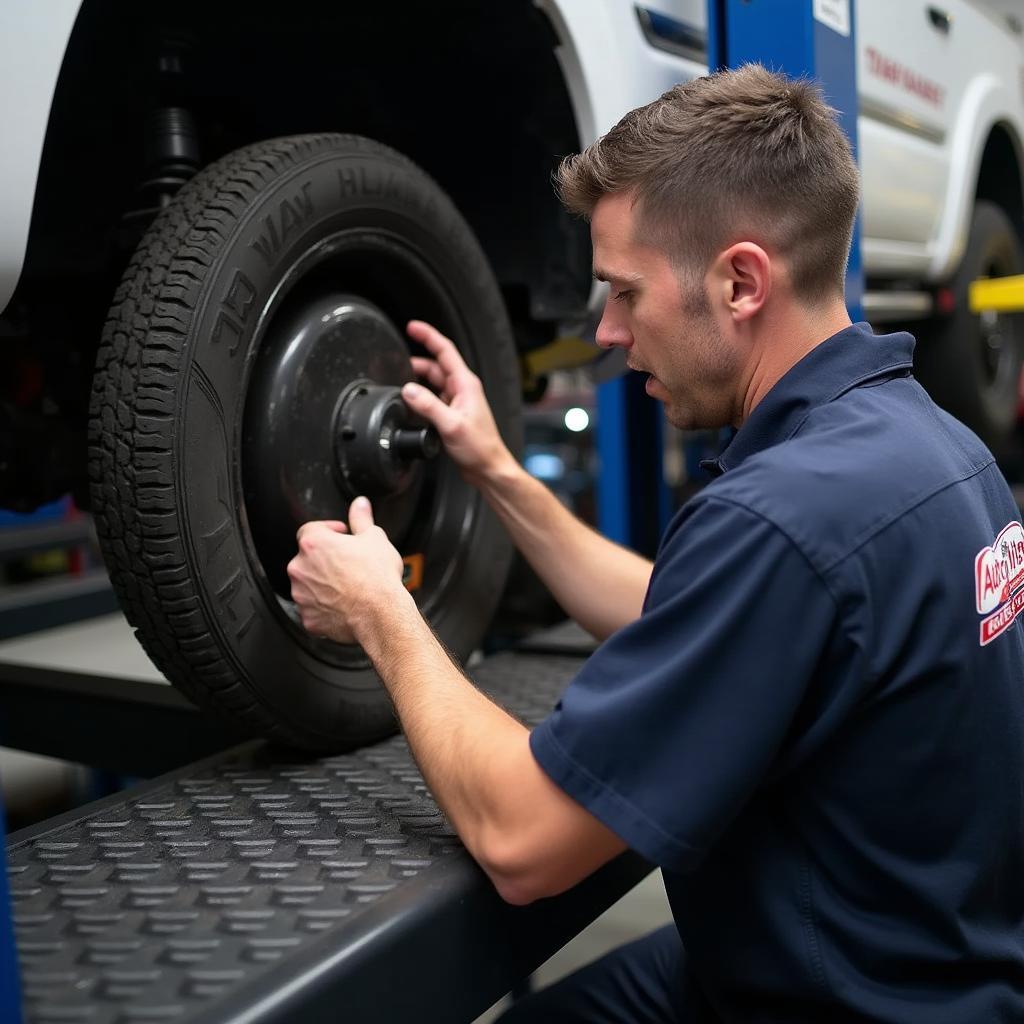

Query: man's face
left=591, top=192, right=740, bottom=431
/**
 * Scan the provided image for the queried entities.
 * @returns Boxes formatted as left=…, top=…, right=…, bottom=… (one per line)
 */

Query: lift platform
left=1, top=616, right=649, bottom=1023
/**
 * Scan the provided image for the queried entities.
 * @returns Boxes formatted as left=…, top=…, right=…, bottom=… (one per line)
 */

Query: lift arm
left=970, top=274, right=1024, bottom=314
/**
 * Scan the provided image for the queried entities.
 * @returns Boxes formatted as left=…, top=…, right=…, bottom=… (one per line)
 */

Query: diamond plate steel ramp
left=8, top=651, right=652, bottom=1024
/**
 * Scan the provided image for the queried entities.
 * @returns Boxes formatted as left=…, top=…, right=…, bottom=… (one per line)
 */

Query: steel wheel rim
left=236, top=228, right=480, bottom=669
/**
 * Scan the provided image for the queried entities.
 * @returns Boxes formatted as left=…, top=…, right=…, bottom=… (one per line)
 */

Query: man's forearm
left=474, top=459, right=652, bottom=640
left=357, top=589, right=628, bottom=903
left=359, top=590, right=546, bottom=893
left=398, top=333, right=650, bottom=638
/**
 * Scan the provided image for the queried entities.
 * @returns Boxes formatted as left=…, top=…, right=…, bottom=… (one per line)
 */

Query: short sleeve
left=529, top=496, right=839, bottom=872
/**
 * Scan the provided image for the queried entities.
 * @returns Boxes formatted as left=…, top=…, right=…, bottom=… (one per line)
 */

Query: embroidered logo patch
left=975, top=521, right=1024, bottom=646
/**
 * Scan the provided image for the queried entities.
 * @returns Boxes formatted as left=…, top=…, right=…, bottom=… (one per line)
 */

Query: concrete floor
left=472, top=870, right=673, bottom=1023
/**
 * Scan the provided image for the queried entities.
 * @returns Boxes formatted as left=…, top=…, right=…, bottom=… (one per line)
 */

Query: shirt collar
left=701, top=323, right=915, bottom=477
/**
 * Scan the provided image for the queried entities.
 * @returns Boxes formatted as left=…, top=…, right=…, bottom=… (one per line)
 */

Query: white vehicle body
left=855, top=0, right=1024, bottom=282
left=539, top=0, right=1024, bottom=296
left=0, top=0, right=80, bottom=317
left=0, top=0, right=1021, bottom=315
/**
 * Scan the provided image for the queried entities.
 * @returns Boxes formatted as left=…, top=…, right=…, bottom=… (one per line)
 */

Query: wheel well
left=976, top=122, right=1024, bottom=246
left=17, top=0, right=591, bottom=350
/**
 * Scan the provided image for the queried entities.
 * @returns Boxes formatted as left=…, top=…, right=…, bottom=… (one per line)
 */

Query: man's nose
left=595, top=305, right=632, bottom=350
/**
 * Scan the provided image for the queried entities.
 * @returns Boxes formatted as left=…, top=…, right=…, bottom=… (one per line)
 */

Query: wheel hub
left=334, top=381, right=440, bottom=497
left=243, top=292, right=436, bottom=594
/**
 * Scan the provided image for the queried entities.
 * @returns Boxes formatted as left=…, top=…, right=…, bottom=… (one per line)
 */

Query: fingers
left=347, top=496, right=375, bottom=534
left=296, top=521, right=320, bottom=546
left=402, top=381, right=459, bottom=434
left=296, top=520, right=347, bottom=545
left=410, top=356, right=447, bottom=393
left=407, top=320, right=473, bottom=381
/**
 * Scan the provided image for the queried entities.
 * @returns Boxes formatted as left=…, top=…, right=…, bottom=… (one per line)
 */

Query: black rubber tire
left=87, top=134, right=521, bottom=751
left=914, top=200, right=1024, bottom=449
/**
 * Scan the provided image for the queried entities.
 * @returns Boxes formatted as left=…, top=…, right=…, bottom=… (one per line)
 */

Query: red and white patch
left=975, top=521, right=1024, bottom=645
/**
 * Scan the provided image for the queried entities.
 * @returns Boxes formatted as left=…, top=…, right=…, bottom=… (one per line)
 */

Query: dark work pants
left=495, top=924, right=700, bottom=1023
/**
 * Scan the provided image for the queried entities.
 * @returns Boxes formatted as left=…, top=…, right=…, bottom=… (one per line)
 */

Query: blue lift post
left=596, top=372, right=671, bottom=556
left=599, top=0, right=866, bottom=552
left=0, top=798, right=23, bottom=1024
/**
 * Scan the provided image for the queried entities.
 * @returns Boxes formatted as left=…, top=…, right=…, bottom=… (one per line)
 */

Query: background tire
left=88, top=134, right=521, bottom=751
left=914, top=200, right=1024, bottom=449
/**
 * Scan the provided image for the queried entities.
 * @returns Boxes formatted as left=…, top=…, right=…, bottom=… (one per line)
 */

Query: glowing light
left=564, top=407, right=590, bottom=432
left=524, top=453, right=565, bottom=481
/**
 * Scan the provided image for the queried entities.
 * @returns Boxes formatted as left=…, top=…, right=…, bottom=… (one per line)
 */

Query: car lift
left=0, top=2, right=885, bottom=1021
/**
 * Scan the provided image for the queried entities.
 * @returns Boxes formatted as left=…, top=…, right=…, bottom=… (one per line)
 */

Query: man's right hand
left=402, top=320, right=516, bottom=486
left=404, top=321, right=652, bottom=640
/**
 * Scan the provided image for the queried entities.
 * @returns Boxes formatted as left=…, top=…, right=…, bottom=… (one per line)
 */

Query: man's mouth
left=628, top=362, right=662, bottom=393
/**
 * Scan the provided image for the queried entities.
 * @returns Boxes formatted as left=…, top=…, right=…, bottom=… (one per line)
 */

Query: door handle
left=927, top=6, right=952, bottom=33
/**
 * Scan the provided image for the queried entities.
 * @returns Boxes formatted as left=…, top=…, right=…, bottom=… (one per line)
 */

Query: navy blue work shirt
left=530, top=323, right=1024, bottom=1022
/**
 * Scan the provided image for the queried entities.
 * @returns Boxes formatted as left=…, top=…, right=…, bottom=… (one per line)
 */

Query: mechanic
left=287, top=65, right=1024, bottom=1022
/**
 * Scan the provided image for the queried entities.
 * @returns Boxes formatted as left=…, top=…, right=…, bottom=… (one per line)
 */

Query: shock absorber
left=122, top=30, right=201, bottom=231
left=141, top=105, right=200, bottom=209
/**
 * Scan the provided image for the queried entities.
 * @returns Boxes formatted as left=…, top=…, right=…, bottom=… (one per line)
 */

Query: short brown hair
left=557, top=64, right=860, bottom=302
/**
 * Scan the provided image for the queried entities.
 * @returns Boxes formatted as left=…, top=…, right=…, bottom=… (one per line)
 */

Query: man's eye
left=612, top=290, right=632, bottom=304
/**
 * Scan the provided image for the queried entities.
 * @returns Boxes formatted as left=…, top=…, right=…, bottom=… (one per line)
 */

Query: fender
left=929, top=72, right=1024, bottom=281
left=537, top=0, right=704, bottom=145
left=535, top=0, right=705, bottom=313
left=0, top=0, right=82, bottom=317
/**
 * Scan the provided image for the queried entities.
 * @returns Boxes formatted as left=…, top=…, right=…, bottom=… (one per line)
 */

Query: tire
left=914, top=200, right=1024, bottom=449
left=88, top=134, right=522, bottom=751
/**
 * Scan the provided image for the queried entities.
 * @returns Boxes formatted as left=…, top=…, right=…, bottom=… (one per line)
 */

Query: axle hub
left=334, top=382, right=440, bottom=497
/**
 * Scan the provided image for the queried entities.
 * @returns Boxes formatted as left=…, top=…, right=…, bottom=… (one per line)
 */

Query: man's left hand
left=288, top=496, right=406, bottom=644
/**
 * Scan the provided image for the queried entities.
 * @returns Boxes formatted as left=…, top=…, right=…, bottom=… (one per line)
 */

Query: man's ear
left=710, top=242, right=771, bottom=323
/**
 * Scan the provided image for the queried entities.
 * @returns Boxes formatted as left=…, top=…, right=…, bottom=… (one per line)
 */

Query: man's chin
left=647, top=383, right=719, bottom=431
left=666, top=415, right=694, bottom=431
left=663, top=402, right=695, bottom=431
left=664, top=401, right=720, bottom=433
